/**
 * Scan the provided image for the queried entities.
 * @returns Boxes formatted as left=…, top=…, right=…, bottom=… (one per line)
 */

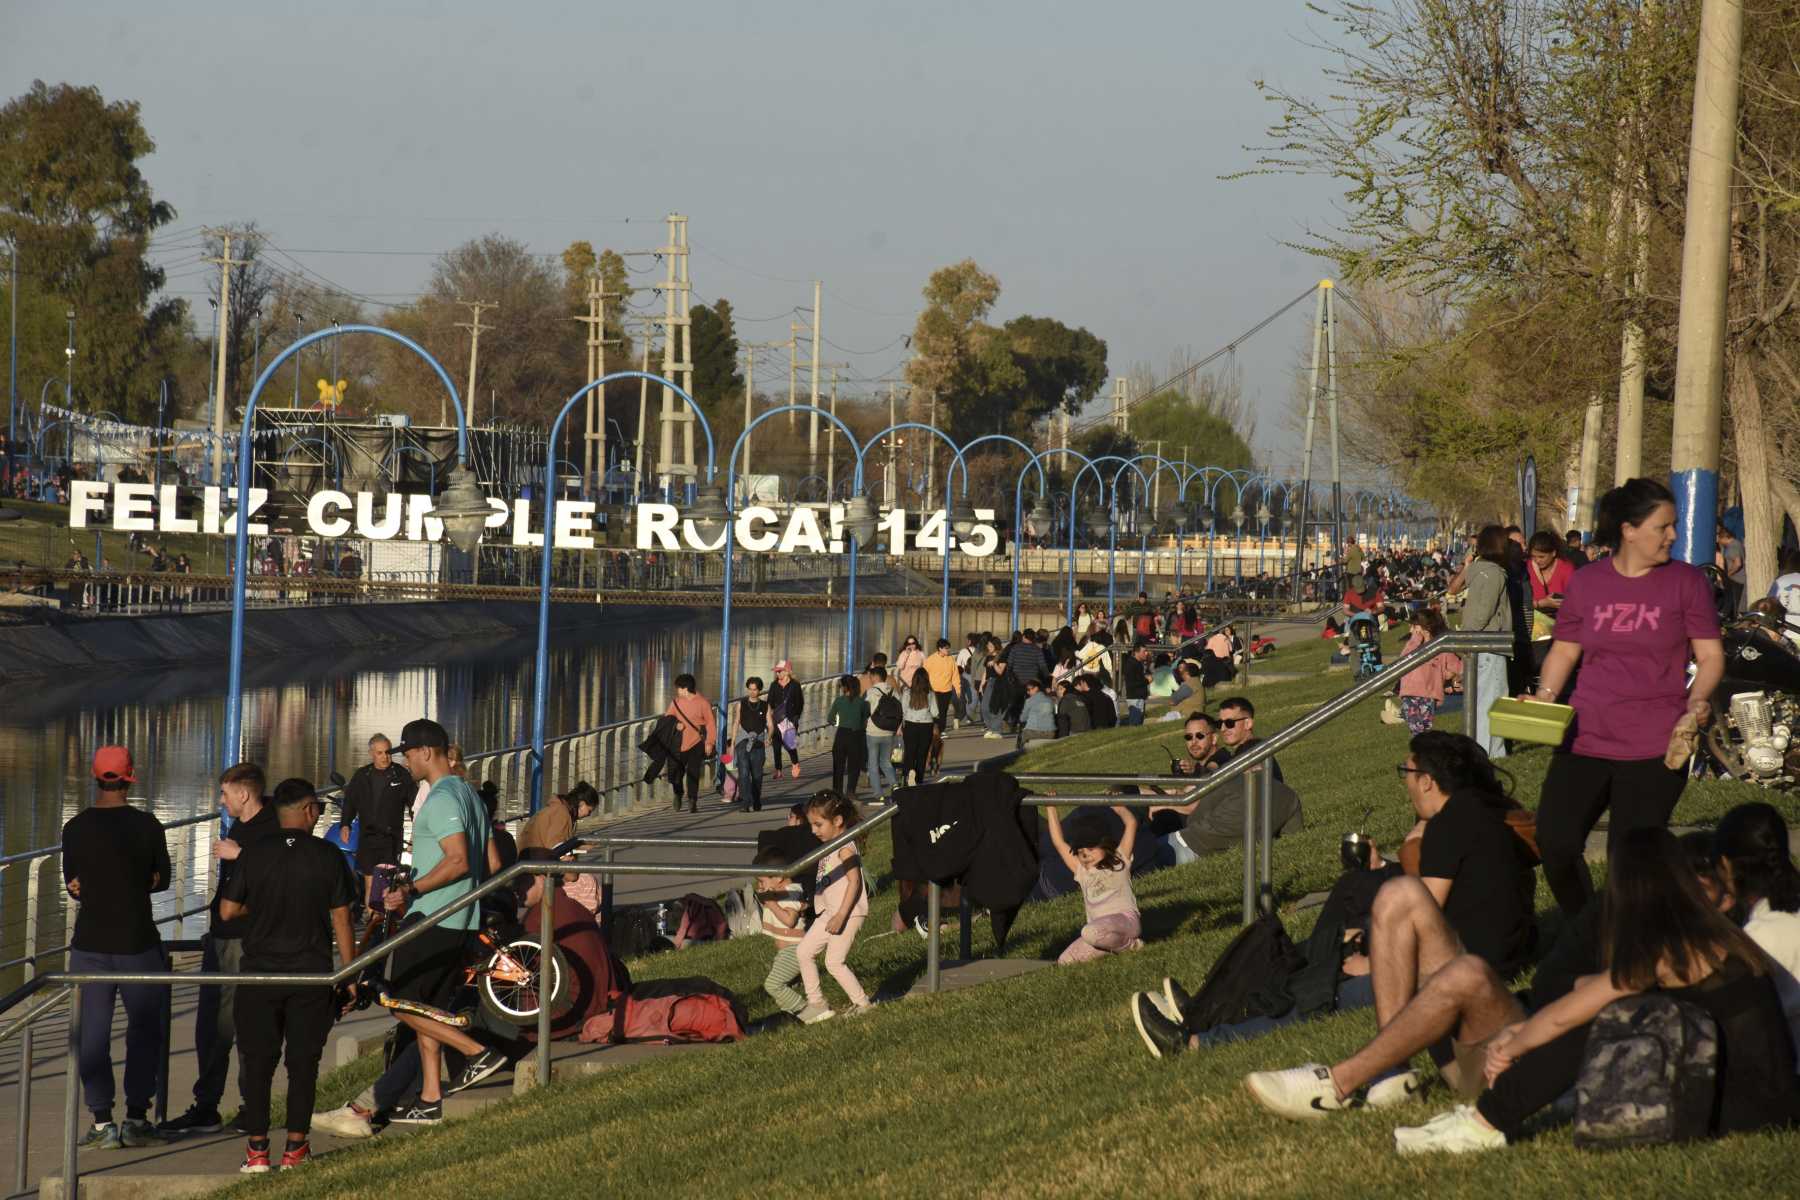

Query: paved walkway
left=4, top=721, right=1031, bottom=1199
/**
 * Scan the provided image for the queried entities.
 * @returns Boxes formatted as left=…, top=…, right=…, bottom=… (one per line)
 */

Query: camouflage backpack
left=1574, top=994, right=1719, bottom=1150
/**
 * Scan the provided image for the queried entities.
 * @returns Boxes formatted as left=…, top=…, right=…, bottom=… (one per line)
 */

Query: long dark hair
left=1062, top=813, right=1124, bottom=872
left=1408, top=730, right=1511, bottom=807
left=908, top=670, right=933, bottom=707
left=1475, top=525, right=1509, bottom=565
left=1603, top=828, right=1767, bottom=991
left=1717, top=802, right=1800, bottom=914
left=1594, top=477, right=1674, bottom=551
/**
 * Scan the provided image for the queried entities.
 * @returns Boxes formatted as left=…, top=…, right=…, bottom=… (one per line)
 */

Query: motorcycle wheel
left=477, top=938, right=573, bottom=1026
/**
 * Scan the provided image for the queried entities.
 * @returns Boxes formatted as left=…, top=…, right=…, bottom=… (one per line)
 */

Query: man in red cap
left=61, top=746, right=171, bottom=1150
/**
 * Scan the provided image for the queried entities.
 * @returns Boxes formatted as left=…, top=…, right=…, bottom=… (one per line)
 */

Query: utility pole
left=808, top=280, right=822, bottom=475
left=676, top=215, right=695, bottom=475
left=7, top=238, right=16, bottom=492
left=926, top=392, right=939, bottom=510
left=742, top=344, right=756, bottom=481
left=887, top=381, right=898, bottom=502
left=655, top=214, right=695, bottom=492
left=454, top=300, right=497, bottom=433
left=1149, top=439, right=1163, bottom=514
left=574, top=275, right=620, bottom=493
left=819, top=362, right=849, bottom=498
left=634, top=319, right=654, bottom=490
left=1668, top=0, right=1743, bottom=566
left=203, top=229, right=247, bottom=482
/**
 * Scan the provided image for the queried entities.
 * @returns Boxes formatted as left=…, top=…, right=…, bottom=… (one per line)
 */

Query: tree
left=1124, top=360, right=1256, bottom=472
left=0, top=80, right=184, bottom=422
left=380, top=234, right=580, bottom=428
left=690, top=299, right=743, bottom=416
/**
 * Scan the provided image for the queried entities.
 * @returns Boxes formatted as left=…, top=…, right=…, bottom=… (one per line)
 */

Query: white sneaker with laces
left=798, top=1004, right=835, bottom=1025
left=312, top=1104, right=374, bottom=1140
left=1243, top=1064, right=1354, bottom=1119
left=1364, top=1069, right=1423, bottom=1109
left=1393, top=1105, right=1505, bottom=1155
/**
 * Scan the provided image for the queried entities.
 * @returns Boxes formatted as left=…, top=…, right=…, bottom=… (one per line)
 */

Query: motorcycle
left=1698, top=610, right=1800, bottom=790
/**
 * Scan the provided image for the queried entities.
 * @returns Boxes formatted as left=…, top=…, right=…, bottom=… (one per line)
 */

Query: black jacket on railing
left=890, top=771, right=1040, bottom=947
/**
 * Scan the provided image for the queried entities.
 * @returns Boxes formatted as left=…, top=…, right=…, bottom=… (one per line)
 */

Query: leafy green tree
left=690, top=299, right=743, bottom=417
left=0, top=80, right=184, bottom=422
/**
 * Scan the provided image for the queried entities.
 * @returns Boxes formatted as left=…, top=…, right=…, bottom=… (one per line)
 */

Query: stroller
left=1347, top=612, right=1383, bottom=680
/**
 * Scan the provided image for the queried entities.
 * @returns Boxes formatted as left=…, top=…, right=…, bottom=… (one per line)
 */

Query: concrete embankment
left=0, top=600, right=686, bottom=680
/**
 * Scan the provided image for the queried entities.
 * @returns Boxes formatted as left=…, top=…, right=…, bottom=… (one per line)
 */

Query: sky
left=5, top=0, right=1347, bottom=467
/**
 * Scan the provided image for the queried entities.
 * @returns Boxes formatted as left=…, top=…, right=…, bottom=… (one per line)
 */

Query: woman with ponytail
left=1528, top=478, right=1724, bottom=918
left=1718, top=802, right=1800, bottom=1057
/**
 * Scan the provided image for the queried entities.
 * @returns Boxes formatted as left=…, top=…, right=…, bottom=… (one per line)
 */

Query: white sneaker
left=1243, top=1064, right=1353, bottom=1119
left=311, top=1104, right=373, bottom=1140
left=982, top=731, right=1003, bottom=740
left=1393, top=1105, right=1506, bottom=1155
left=798, top=1004, right=835, bottom=1025
left=1364, top=1069, right=1422, bottom=1109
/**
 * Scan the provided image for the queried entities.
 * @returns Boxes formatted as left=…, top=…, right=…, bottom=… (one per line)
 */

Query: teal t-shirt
left=411, top=775, right=489, bottom=932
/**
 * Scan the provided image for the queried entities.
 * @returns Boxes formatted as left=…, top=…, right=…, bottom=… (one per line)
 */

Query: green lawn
left=227, top=626, right=1800, bottom=1198
left=0, top=498, right=220, bottom=572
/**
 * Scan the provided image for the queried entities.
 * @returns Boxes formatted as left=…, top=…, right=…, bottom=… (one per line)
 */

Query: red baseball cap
left=92, top=746, right=137, bottom=784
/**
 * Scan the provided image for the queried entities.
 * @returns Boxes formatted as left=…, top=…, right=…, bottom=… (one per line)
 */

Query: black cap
left=394, top=718, right=450, bottom=754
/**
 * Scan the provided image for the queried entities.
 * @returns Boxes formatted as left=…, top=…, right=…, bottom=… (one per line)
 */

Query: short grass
left=225, top=626, right=1800, bottom=1198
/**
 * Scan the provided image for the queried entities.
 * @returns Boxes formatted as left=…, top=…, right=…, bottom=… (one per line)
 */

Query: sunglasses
left=1183, top=731, right=1212, bottom=740
left=1219, top=717, right=1247, bottom=729
left=1395, top=764, right=1427, bottom=779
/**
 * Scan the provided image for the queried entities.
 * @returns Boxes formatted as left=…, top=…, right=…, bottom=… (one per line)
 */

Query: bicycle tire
left=476, top=938, right=573, bottom=1026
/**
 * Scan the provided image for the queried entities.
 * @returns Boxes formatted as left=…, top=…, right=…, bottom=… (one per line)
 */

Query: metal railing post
left=926, top=882, right=942, bottom=993
left=536, top=875, right=554, bottom=1088
left=1259, top=759, right=1273, bottom=913
left=958, top=893, right=972, bottom=962
left=61, top=984, right=80, bottom=1200
left=1241, top=764, right=1258, bottom=925
left=600, top=846, right=615, bottom=938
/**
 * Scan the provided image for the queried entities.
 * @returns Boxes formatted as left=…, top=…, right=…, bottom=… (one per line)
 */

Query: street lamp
left=1198, top=503, right=1217, bottom=593
left=939, top=433, right=1039, bottom=642
left=854, top=420, right=959, bottom=665
left=225, top=326, right=490, bottom=778
left=64, top=308, right=75, bottom=408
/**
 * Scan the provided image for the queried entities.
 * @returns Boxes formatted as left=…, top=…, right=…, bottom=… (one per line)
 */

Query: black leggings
left=831, top=728, right=866, bottom=796
left=771, top=728, right=800, bottom=771
left=234, top=983, right=334, bottom=1138
left=1538, top=752, right=1688, bottom=916
left=1476, top=1025, right=1587, bottom=1138
left=902, top=721, right=935, bottom=784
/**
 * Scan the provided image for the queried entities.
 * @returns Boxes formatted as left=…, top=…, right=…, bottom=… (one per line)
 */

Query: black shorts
left=356, top=836, right=401, bottom=875
left=382, top=923, right=472, bottom=1020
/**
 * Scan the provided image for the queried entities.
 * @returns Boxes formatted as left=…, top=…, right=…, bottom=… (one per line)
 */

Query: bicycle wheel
left=477, top=938, right=573, bottom=1026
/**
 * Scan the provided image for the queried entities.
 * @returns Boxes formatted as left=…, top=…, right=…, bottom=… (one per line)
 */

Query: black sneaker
left=388, top=1099, right=443, bottom=1125
left=1162, top=977, right=1192, bottom=1023
left=445, top=1048, right=508, bottom=1095
left=157, top=1105, right=224, bottom=1138
left=1131, top=993, right=1187, bottom=1060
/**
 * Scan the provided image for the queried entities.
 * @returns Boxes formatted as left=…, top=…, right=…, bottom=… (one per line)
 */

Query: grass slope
left=230, top=626, right=1800, bottom=1198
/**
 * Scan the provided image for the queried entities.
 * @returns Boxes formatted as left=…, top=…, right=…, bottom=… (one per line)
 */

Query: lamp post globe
left=434, top=463, right=491, bottom=555
left=843, top=493, right=878, bottom=545
left=1026, top=497, right=1053, bottom=538
left=687, top=481, right=729, bottom=543
left=949, top=497, right=980, bottom=538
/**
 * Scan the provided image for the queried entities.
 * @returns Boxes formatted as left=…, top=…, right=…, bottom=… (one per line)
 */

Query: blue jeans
left=1471, top=652, right=1508, bottom=760
left=965, top=679, right=984, bottom=726
left=1190, top=974, right=1374, bottom=1047
left=736, top=738, right=767, bottom=810
left=70, top=946, right=168, bottom=1118
left=1123, top=698, right=1146, bottom=726
left=866, top=733, right=896, bottom=796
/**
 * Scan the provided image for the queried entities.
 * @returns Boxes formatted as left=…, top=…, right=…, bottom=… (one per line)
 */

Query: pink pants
left=797, top=914, right=869, bottom=1007
left=1057, top=912, right=1142, bottom=965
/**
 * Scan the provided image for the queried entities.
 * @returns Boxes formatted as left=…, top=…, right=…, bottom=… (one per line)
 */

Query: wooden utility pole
left=634, top=320, right=654, bottom=489
left=675, top=215, right=695, bottom=475
left=203, top=229, right=248, bottom=481
left=454, top=300, right=497, bottom=430
left=574, top=275, right=620, bottom=493
left=1668, top=0, right=1744, bottom=565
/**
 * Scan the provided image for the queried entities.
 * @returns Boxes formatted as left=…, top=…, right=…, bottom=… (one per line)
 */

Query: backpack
left=871, top=688, right=903, bottom=732
left=670, top=893, right=730, bottom=949
left=1178, top=913, right=1305, bottom=1033
left=1574, top=994, right=1719, bottom=1150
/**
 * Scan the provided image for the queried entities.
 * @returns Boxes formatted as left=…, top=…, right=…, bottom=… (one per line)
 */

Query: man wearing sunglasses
left=1216, top=696, right=1283, bottom=783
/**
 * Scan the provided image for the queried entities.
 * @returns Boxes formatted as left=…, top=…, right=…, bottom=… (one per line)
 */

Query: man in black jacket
left=1121, top=640, right=1152, bottom=726
left=338, top=734, right=412, bottom=901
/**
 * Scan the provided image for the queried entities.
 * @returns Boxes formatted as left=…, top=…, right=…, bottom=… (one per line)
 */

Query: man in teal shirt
left=377, top=719, right=503, bottom=1123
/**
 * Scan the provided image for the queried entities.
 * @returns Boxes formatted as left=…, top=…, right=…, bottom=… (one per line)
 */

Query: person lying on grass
left=1131, top=732, right=1538, bottom=1074
left=1046, top=804, right=1143, bottom=964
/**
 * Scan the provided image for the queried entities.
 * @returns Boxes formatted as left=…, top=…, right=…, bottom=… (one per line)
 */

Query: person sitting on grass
left=1046, top=803, right=1142, bottom=964
left=1018, top=677, right=1057, bottom=743
left=1717, top=802, right=1800, bottom=1053
left=1389, top=828, right=1799, bottom=1155
left=1132, top=733, right=1536, bottom=1082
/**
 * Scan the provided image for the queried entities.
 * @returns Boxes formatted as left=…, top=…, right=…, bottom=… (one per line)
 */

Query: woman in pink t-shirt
left=1528, top=478, right=1724, bottom=917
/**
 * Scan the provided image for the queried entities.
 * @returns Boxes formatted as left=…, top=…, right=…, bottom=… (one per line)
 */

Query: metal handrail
left=1013, top=630, right=1514, bottom=920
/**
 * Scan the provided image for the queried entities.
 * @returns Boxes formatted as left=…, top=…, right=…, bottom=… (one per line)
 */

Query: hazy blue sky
left=7, top=0, right=1346, bottom=464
